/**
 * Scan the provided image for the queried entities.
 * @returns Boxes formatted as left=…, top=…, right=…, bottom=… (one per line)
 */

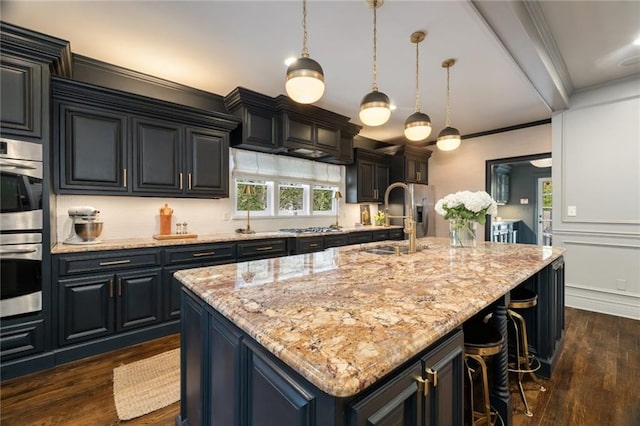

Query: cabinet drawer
left=0, top=319, right=45, bottom=361
left=324, top=234, right=348, bottom=248
left=237, top=239, right=288, bottom=260
left=293, top=236, right=325, bottom=254
left=164, top=243, right=236, bottom=266
left=371, top=230, right=389, bottom=242
left=57, top=249, right=161, bottom=276
left=387, top=228, right=404, bottom=240
left=347, top=232, right=372, bottom=245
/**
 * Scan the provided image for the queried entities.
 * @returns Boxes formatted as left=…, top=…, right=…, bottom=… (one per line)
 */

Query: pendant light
left=436, top=58, right=461, bottom=151
left=359, top=0, right=391, bottom=127
left=285, top=0, right=325, bottom=104
left=404, top=30, right=432, bottom=142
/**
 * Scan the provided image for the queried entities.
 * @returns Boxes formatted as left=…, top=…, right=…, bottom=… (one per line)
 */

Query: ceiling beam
left=470, top=0, right=572, bottom=111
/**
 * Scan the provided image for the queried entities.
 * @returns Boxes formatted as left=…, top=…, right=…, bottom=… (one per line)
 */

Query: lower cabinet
left=180, top=288, right=464, bottom=426
left=0, top=318, right=45, bottom=362
left=57, top=268, right=162, bottom=346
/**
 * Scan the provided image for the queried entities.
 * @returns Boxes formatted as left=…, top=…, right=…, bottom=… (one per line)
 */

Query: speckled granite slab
left=175, top=237, right=565, bottom=397
left=51, top=226, right=399, bottom=254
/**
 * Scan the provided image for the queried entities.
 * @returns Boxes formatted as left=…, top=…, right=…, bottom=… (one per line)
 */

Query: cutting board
left=153, top=233, right=198, bottom=240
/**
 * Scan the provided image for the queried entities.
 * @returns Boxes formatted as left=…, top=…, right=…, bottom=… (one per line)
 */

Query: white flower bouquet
left=435, top=191, right=498, bottom=247
left=435, top=190, right=498, bottom=224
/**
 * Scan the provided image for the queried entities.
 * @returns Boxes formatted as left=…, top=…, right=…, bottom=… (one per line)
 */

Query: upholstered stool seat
left=508, top=286, right=546, bottom=417
left=464, top=320, right=505, bottom=426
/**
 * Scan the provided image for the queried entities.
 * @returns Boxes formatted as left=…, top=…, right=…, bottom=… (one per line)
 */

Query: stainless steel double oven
left=0, top=138, right=43, bottom=318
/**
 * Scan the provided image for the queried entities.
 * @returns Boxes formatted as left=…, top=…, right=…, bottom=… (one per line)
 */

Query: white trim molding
left=566, top=283, right=640, bottom=320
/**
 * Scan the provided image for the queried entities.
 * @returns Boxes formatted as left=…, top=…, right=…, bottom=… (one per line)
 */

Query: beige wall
left=428, top=124, right=552, bottom=240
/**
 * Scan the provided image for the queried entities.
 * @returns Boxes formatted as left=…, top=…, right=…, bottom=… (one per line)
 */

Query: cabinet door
left=358, top=160, right=376, bottom=202
left=348, top=361, right=423, bottom=426
left=422, top=330, right=464, bottom=426
left=186, top=127, right=229, bottom=197
left=0, top=55, right=42, bottom=139
left=58, top=274, right=115, bottom=346
left=57, top=103, right=128, bottom=192
left=116, top=268, right=162, bottom=331
left=283, top=115, right=314, bottom=146
left=132, top=117, right=182, bottom=194
left=0, top=318, right=45, bottom=361
left=316, top=123, right=340, bottom=155
left=406, top=157, right=418, bottom=183
left=376, top=163, right=390, bottom=203
left=247, top=346, right=316, bottom=426
left=416, top=159, right=428, bottom=184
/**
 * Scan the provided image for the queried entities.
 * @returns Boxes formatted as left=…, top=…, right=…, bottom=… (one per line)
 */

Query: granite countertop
left=175, top=237, right=565, bottom=397
left=50, top=225, right=401, bottom=254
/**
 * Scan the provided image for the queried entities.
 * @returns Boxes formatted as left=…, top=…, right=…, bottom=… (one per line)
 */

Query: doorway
left=537, top=178, right=552, bottom=245
left=485, top=153, right=552, bottom=244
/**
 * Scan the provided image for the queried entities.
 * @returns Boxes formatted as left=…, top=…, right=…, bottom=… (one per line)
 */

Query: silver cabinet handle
left=123, top=168, right=127, bottom=188
left=0, top=248, right=38, bottom=255
left=256, top=246, right=273, bottom=251
left=179, top=172, right=183, bottom=190
left=188, top=173, right=192, bottom=190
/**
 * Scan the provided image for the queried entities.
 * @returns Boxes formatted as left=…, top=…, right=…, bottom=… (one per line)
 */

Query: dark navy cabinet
left=179, top=287, right=464, bottom=426
left=52, top=76, right=237, bottom=198
left=0, top=55, right=44, bottom=139
left=346, top=149, right=391, bottom=203
left=390, top=145, right=432, bottom=185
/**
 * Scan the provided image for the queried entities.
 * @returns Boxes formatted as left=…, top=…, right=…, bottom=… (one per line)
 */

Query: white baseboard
left=565, top=284, right=640, bottom=320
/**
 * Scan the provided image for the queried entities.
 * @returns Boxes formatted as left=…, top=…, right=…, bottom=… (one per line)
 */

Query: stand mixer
left=64, top=206, right=103, bottom=244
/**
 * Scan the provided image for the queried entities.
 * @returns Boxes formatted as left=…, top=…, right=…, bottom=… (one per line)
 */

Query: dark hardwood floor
left=1, top=307, right=638, bottom=425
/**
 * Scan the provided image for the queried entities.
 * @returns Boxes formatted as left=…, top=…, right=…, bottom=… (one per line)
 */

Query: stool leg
left=465, top=356, right=476, bottom=425
left=508, top=309, right=546, bottom=417
left=468, top=354, right=493, bottom=426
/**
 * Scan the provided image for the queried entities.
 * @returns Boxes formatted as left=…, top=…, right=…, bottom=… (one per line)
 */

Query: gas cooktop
left=279, top=227, right=342, bottom=234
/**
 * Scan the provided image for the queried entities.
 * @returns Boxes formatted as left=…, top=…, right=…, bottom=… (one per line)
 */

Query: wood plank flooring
left=1, top=307, right=638, bottom=425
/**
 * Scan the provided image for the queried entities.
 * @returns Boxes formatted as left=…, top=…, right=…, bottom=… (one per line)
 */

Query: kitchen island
left=175, top=237, right=565, bottom=426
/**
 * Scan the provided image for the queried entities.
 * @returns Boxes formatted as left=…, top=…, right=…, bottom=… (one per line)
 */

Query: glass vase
left=449, top=218, right=477, bottom=248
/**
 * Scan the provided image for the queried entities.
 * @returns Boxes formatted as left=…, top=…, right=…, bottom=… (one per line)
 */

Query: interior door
left=537, top=178, right=552, bottom=245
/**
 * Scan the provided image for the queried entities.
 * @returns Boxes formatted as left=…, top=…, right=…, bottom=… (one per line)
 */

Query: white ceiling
left=3, top=1, right=639, bottom=143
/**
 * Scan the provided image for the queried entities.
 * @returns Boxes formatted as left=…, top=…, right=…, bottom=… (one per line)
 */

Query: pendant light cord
left=301, top=0, right=309, bottom=58
left=445, top=65, right=451, bottom=127
left=372, top=0, right=378, bottom=91
left=414, top=40, right=420, bottom=112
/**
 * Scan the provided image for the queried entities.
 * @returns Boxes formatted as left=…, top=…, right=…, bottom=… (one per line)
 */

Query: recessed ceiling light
left=633, top=35, right=640, bottom=46
left=284, top=57, right=297, bottom=67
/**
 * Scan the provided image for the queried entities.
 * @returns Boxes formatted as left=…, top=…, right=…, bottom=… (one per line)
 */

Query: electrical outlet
left=520, top=198, right=529, bottom=204
left=223, top=212, right=230, bottom=221
left=616, top=279, right=627, bottom=291
left=567, top=206, right=577, bottom=217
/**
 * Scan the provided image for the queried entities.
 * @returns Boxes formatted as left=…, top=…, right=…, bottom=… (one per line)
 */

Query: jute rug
left=112, top=348, right=180, bottom=421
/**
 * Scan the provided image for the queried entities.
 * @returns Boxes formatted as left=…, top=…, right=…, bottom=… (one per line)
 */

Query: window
left=234, top=179, right=338, bottom=218
left=278, top=182, right=307, bottom=215
left=236, top=180, right=272, bottom=216
left=313, top=186, right=335, bottom=214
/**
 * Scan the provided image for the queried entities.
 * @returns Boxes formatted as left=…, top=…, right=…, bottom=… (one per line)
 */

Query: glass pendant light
left=436, top=58, right=461, bottom=151
left=404, top=30, right=432, bottom=142
left=359, top=0, right=391, bottom=127
left=285, top=0, right=325, bottom=104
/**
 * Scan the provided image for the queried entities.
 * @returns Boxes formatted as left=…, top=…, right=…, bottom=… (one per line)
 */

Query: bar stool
left=508, top=286, right=546, bottom=417
left=464, top=320, right=505, bottom=426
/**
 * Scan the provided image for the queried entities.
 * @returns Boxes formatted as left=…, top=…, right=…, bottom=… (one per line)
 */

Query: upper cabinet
left=491, top=164, right=511, bottom=205
left=52, top=77, right=239, bottom=198
left=224, top=87, right=361, bottom=165
left=390, top=145, right=432, bottom=184
left=0, top=22, right=72, bottom=141
left=346, top=149, right=391, bottom=204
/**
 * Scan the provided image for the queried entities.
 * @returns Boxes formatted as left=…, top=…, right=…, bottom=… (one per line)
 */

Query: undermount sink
left=361, top=244, right=424, bottom=256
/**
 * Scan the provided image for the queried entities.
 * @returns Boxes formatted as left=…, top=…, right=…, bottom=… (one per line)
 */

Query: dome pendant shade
left=436, top=126, right=461, bottom=151
left=359, top=90, right=391, bottom=126
left=285, top=57, right=325, bottom=104
left=404, top=111, right=432, bottom=141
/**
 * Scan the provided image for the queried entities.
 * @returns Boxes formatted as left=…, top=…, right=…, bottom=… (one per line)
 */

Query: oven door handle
left=0, top=248, right=38, bottom=255
left=0, top=159, right=38, bottom=170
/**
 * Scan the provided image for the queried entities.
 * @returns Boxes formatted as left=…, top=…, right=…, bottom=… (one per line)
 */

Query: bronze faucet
left=383, top=182, right=417, bottom=254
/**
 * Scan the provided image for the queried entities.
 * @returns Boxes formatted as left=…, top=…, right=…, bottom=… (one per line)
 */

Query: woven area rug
left=112, top=348, right=180, bottom=421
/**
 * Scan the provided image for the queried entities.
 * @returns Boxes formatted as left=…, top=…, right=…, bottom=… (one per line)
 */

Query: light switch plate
left=520, top=198, right=529, bottom=204
left=567, top=206, right=577, bottom=216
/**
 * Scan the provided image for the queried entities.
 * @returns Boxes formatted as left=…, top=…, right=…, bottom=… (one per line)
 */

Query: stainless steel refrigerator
left=386, top=183, right=435, bottom=237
